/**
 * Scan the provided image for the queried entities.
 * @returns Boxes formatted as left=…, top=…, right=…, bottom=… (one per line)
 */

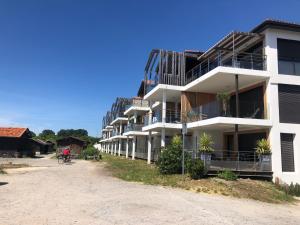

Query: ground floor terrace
left=98, top=125, right=272, bottom=178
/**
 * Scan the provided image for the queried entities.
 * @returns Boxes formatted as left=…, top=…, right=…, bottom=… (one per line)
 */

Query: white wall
left=264, top=28, right=300, bottom=184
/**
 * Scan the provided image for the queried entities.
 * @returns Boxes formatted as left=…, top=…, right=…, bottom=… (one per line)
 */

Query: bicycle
left=57, top=154, right=71, bottom=164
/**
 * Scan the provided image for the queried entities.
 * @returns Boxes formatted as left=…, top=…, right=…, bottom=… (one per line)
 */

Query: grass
left=100, top=154, right=295, bottom=204
left=0, top=163, right=29, bottom=170
left=0, top=168, right=6, bottom=174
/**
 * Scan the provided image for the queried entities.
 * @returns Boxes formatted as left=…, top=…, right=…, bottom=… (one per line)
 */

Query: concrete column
left=118, top=140, right=121, bottom=156
left=126, top=138, right=129, bottom=158
left=161, top=128, right=165, bottom=148
left=114, top=142, right=117, bottom=156
left=162, top=89, right=166, bottom=123
left=132, top=137, right=136, bottom=160
left=134, top=112, right=137, bottom=124
left=111, top=143, right=114, bottom=155
left=148, top=109, right=152, bottom=125
left=147, top=132, right=152, bottom=164
left=120, top=123, right=123, bottom=135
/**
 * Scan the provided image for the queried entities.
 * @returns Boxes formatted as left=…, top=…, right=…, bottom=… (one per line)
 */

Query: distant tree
left=29, top=130, right=36, bottom=137
left=57, top=129, right=88, bottom=138
left=39, top=129, right=56, bottom=141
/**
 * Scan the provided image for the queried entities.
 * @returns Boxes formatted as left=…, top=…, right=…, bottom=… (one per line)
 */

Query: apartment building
left=98, top=20, right=300, bottom=184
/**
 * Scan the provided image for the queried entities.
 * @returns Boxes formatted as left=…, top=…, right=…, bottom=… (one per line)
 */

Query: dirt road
left=0, top=156, right=300, bottom=225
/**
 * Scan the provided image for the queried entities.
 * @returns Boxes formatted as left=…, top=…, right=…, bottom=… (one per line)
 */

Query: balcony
left=189, top=150, right=272, bottom=173
left=144, top=110, right=181, bottom=125
left=186, top=52, right=266, bottom=85
left=124, top=99, right=150, bottom=115
left=125, top=124, right=144, bottom=132
left=187, top=99, right=265, bottom=122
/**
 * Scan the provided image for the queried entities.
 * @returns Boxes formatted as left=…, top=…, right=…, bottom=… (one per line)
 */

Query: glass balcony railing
left=185, top=53, right=267, bottom=85
left=124, top=124, right=144, bottom=132
left=144, top=110, right=181, bottom=125
left=125, top=99, right=150, bottom=111
left=186, top=100, right=265, bottom=122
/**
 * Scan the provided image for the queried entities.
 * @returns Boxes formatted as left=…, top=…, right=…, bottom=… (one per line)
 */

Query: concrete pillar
left=162, top=89, right=166, bottom=123
left=120, top=123, right=123, bottom=135
left=118, top=140, right=121, bottom=156
left=114, top=142, right=117, bottom=156
left=126, top=138, right=129, bottom=158
left=111, top=143, right=114, bottom=155
left=132, top=137, right=136, bottom=160
left=161, top=128, right=165, bottom=148
left=147, top=132, right=152, bottom=164
left=148, top=109, right=152, bottom=125
left=134, top=112, right=137, bottom=124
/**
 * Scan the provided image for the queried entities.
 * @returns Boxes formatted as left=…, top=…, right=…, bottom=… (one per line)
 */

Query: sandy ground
left=1, top=156, right=300, bottom=225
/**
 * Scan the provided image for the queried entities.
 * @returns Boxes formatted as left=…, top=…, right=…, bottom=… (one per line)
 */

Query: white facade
left=98, top=20, right=300, bottom=184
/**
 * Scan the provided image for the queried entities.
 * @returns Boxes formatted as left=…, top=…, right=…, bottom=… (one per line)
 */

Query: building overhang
left=144, top=84, right=183, bottom=102
left=187, top=117, right=272, bottom=131
left=110, top=117, right=128, bottom=125
left=124, top=106, right=150, bottom=116
left=184, top=66, right=270, bottom=93
left=142, top=122, right=182, bottom=132
left=105, top=125, right=114, bottom=130
left=123, top=131, right=149, bottom=136
left=109, top=135, right=129, bottom=140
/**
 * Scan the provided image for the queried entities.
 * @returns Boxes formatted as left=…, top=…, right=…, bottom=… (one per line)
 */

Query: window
left=278, top=84, right=300, bottom=123
left=280, top=133, right=295, bottom=172
left=278, top=38, right=300, bottom=76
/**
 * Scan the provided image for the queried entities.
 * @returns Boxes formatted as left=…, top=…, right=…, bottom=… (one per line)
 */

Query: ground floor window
left=280, top=133, right=295, bottom=172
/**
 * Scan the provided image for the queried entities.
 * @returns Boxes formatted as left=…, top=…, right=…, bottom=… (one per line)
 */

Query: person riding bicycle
left=62, top=148, right=71, bottom=162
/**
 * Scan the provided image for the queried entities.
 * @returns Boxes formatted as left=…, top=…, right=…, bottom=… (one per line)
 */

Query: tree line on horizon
left=30, top=129, right=98, bottom=146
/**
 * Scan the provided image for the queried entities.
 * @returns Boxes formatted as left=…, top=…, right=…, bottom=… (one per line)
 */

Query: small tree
left=199, top=132, right=214, bottom=153
left=157, top=135, right=190, bottom=174
left=255, top=138, right=271, bottom=155
left=216, top=92, right=230, bottom=116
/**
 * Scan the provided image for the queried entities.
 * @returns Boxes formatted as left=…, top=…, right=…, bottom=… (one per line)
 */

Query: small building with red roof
left=0, top=127, right=36, bottom=157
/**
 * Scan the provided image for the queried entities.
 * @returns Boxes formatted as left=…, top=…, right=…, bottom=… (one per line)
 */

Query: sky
left=1, top=0, right=300, bottom=137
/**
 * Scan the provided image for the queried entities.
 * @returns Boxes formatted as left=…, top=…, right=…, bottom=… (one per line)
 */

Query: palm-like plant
left=199, top=132, right=214, bottom=153
left=255, top=138, right=271, bottom=155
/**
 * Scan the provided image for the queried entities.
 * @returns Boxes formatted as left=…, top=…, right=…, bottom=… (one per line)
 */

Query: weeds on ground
left=100, top=153, right=295, bottom=204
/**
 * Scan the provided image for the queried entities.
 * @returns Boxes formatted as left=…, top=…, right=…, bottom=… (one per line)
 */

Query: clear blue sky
left=0, top=0, right=300, bottom=136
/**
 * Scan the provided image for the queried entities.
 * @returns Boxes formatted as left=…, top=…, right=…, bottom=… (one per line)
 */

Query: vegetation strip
left=100, top=154, right=295, bottom=204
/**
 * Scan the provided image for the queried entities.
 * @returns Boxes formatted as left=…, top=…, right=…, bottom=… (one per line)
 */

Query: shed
left=0, top=127, right=35, bottom=157
left=30, top=139, right=55, bottom=154
left=56, top=136, right=86, bottom=156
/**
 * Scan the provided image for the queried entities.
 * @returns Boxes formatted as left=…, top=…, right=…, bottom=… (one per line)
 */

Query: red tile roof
left=0, top=127, right=29, bottom=138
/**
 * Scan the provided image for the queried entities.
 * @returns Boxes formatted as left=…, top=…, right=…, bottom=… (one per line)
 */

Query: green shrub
left=281, top=183, right=300, bottom=197
left=80, top=145, right=99, bottom=159
left=188, top=160, right=205, bottom=179
left=255, top=138, right=271, bottom=155
left=217, top=170, right=238, bottom=181
left=199, top=132, right=214, bottom=153
left=157, top=136, right=191, bottom=174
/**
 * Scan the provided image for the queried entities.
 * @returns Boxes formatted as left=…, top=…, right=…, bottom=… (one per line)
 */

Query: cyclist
left=62, top=148, right=71, bottom=162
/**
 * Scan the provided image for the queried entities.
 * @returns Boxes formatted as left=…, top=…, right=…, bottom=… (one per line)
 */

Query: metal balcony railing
left=185, top=52, right=267, bottom=85
left=185, top=149, right=271, bottom=172
left=187, top=100, right=265, bottom=122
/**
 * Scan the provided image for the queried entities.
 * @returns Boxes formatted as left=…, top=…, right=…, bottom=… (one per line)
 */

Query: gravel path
left=0, top=156, right=300, bottom=225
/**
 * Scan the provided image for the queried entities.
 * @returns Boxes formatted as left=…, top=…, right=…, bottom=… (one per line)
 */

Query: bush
left=281, top=183, right=300, bottom=197
left=80, top=146, right=99, bottom=159
left=157, top=136, right=191, bottom=174
left=188, top=160, right=205, bottom=179
left=217, top=170, right=238, bottom=181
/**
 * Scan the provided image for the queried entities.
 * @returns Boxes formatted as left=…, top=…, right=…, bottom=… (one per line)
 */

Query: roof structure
left=198, top=31, right=264, bottom=60
left=251, top=19, right=300, bottom=33
left=0, top=127, right=29, bottom=138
